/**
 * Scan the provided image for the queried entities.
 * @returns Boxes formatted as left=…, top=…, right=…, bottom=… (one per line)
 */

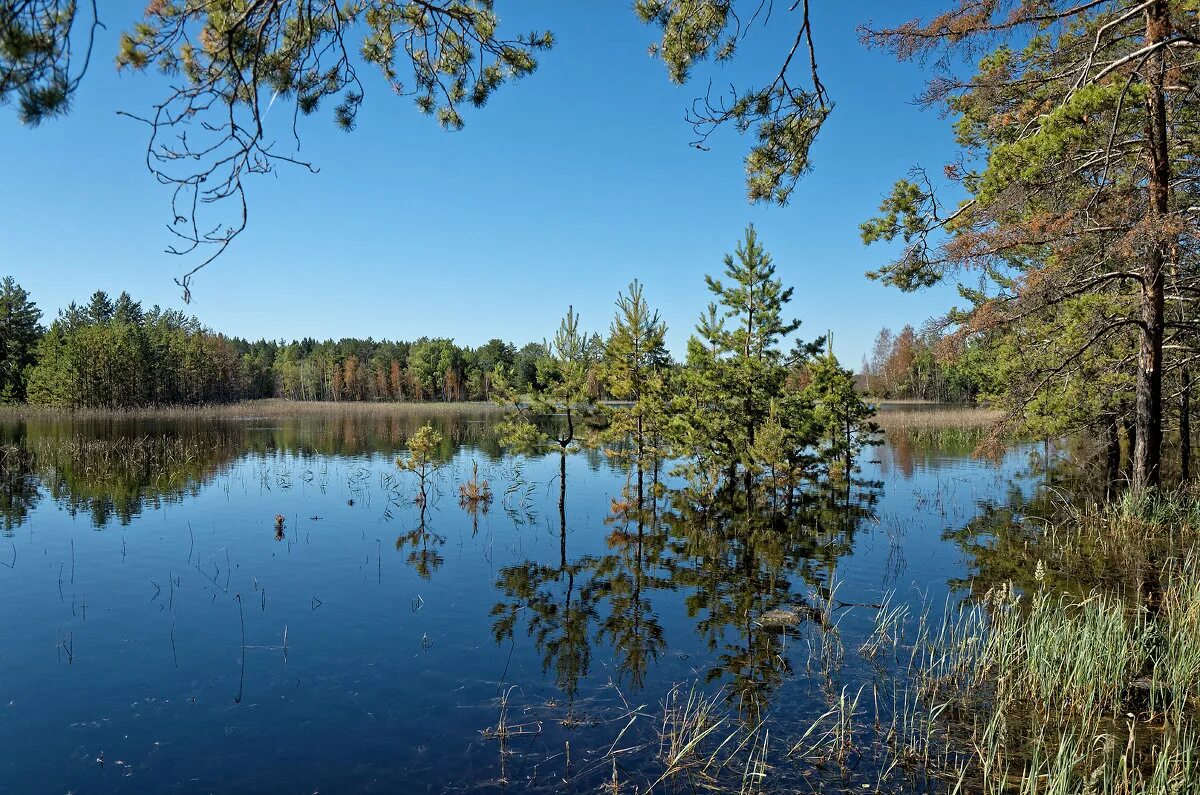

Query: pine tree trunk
left=1182, top=367, right=1192, bottom=482
left=1133, top=0, right=1171, bottom=493
left=559, top=450, right=567, bottom=570
left=1105, top=416, right=1122, bottom=499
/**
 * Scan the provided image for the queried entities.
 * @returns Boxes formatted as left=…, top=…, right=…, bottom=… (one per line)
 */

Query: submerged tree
left=861, top=1, right=1200, bottom=492
left=495, top=306, right=600, bottom=526
left=395, top=422, right=447, bottom=578
left=397, top=422, right=444, bottom=502
left=676, top=224, right=823, bottom=497
left=602, top=280, right=672, bottom=502
left=804, top=346, right=880, bottom=485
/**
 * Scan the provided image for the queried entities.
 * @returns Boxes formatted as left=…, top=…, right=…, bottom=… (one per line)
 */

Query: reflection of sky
left=0, top=418, right=1058, bottom=793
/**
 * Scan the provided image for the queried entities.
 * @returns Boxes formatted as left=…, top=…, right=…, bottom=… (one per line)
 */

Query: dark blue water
left=0, top=409, right=1056, bottom=793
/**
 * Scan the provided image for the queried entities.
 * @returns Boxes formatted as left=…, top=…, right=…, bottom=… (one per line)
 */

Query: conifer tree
left=0, top=276, right=42, bottom=403
left=7, top=2, right=841, bottom=287
left=861, top=1, right=1200, bottom=491
left=679, top=225, right=814, bottom=495
left=397, top=422, right=444, bottom=502
left=803, top=348, right=879, bottom=485
left=84, top=290, right=113, bottom=324
left=602, top=280, right=671, bottom=501
left=0, top=0, right=96, bottom=124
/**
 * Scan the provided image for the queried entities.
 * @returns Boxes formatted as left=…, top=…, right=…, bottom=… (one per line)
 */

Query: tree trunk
left=1133, top=0, right=1171, bottom=493
left=559, top=450, right=567, bottom=569
left=1105, top=416, right=1122, bottom=499
left=1183, top=367, right=1192, bottom=482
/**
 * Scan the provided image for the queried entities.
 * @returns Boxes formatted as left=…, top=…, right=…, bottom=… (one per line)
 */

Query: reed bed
left=875, top=406, right=1002, bottom=433
left=883, top=494, right=1200, bottom=794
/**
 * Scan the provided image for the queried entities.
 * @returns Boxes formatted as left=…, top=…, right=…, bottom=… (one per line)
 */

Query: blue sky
left=2, top=1, right=964, bottom=367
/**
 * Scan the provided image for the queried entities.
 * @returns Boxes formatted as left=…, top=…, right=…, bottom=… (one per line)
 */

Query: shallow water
left=0, top=409, right=1060, bottom=793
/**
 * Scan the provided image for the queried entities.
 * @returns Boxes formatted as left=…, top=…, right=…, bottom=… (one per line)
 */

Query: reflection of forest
left=942, top=437, right=1111, bottom=599
left=1, top=423, right=243, bottom=528
left=0, top=434, right=40, bottom=531
left=876, top=427, right=991, bottom=479
left=235, top=409, right=506, bottom=460
left=0, top=410, right=508, bottom=530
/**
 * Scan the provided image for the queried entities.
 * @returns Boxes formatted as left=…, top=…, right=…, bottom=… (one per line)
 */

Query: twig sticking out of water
left=234, top=593, right=246, bottom=704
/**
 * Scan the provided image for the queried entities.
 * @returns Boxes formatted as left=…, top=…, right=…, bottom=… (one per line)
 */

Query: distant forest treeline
left=0, top=277, right=602, bottom=407
left=1, top=277, right=999, bottom=410
left=859, top=324, right=996, bottom=404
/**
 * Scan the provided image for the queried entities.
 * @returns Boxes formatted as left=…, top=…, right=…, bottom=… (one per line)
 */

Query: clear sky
left=2, top=1, right=964, bottom=367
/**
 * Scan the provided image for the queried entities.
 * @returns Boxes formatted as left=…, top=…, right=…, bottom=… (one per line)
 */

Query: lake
left=0, top=405, right=1065, bottom=793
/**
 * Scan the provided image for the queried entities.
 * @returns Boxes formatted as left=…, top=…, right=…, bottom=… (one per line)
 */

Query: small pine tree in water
left=397, top=423, right=444, bottom=502
left=459, top=460, right=493, bottom=509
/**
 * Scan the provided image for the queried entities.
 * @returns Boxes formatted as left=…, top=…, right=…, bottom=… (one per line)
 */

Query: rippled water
left=0, top=407, right=1062, bottom=793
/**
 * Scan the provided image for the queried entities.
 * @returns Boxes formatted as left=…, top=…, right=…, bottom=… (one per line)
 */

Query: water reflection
left=0, top=407, right=1060, bottom=793
left=664, top=483, right=878, bottom=717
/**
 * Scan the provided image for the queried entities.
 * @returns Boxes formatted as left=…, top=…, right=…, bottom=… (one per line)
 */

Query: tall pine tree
left=603, top=280, right=671, bottom=501
left=0, top=277, right=42, bottom=403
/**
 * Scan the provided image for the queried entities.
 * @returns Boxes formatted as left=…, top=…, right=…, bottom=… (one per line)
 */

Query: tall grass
left=875, top=406, right=1002, bottom=433
left=897, top=494, right=1200, bottom=795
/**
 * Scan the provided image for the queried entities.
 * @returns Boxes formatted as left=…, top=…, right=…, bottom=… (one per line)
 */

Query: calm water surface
left=0, top=408, right=1062, bottom=793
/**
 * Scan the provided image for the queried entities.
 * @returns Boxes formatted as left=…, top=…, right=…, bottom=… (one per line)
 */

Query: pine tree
left=0, top=277, right=42, bottom=403
left=804, top=348, right=880, bottom=485
left=680, top=225, right=812, bottom=494
left=85, top=290, right=114, bottom=324
left=862, top=1, right=1200, bottom=491
left=495, top=307, right=601, bottom=528
left=602, top=280, right=672, bottom=500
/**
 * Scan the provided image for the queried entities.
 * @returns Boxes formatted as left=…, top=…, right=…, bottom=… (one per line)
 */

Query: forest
left=0, top=274, right=586, bottom=406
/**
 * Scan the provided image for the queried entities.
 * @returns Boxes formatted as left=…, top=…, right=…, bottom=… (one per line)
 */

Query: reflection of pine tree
left=395, top=499, right=445, bottom=580
left=491, top=557, right=600, bottom=705
left=0, top=441, right=40, bottom=531
left=490, top=470, right=602, bottom=710
left=662, top=485, right=877, bottom=719
left=592, top=486, right=670, bottom=689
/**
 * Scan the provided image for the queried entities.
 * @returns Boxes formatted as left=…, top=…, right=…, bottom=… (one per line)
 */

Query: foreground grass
left=869, top=492, right=1200, bottom=794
